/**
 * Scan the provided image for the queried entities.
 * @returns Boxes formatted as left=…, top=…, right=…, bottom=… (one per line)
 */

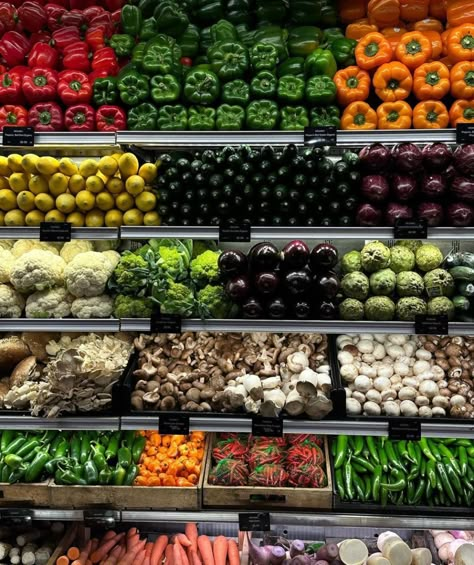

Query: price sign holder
left=389, top=419, right=421, bottom=441
left=415, top=314, right=448, bottom=335
left=394, top=218, right=427, bottom=239
left=40, top=222, right=71, bottom=242
left=304, top=126, right=337, bottom=146
left=0, top=509, right=32, bottom=526
left=457, top=123, right=474, bottom=144
left=2, top=126, right=34, bottom=147
left=84, top=510, right=117, bottom=529
left=150, top=311, right=181, bottom=333
left=251, top=416, right=283, bottom=437
left=219, top=222, right=251, bottom=243
left=159, top=413, right=190, bottom=435
left=238, top=512, right=271, bottom=532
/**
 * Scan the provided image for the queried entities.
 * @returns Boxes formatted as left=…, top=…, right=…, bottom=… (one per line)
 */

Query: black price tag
left=159, top=413, right=190, bottom=435
left=415, top=314, right=448, bottom=335
left=0, top=509, right=32, bottom=525
left=238, top=512, right=271, bottom=532
left=304, top=126, right=337, bottom=146
left=84, top=510, right=116, bottom=529
left=150, top=311, right=181, bottom=333
left=219, top=222, right=251, bottom=243
left=389, top=420, right=421, bottom=441
left=40, top=221, right=71, bottom=242
left=394, top=218, right=427, bottom=239
left=457, top=123, right=474, bottom=144
left=251, top=416, right=283, bottom=437
left=2, top=126, right=34, bottom=146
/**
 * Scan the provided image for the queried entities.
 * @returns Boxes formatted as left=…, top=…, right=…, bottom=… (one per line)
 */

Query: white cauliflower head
left=60, top=241, right=94, bottom=263
left=71, top=295, right=114, bottom=319
left=12, top=240, right=60, bottom=257
left=0, top=240, right=13, bottom=251
left=65, top=251, right=114, bottom=297
left=10, top=250, right=66, bottom=293
left=0, top=284, right=25, bottom=317
left=94, top=240, right=119, bottom=252
left=102, top=250, right=121, bottom=270
left=0, top=249, right=14, bottom=283
left=25, top=287, right=74, bottom=319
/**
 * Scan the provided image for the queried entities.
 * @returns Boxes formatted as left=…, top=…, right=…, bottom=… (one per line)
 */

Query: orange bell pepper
left=355, top=32, right=393, bottom=70
left=429, top=0, right=446, bottom=21
left=450, top=61, right=474, bottom=99
left=338, top=0, right=367, bottom=23
left=447, top=0, right=474, bottom=27
left=440, top=30, right=450, bottom=56
left=421, top=31, right=443, bottom=59
left=346, top=19, right=379, bottom=40
left=413, top=100, right=449, bottom=128
left=447, top=25, right=474, bottom=63
left=333, top=66, right=371, bottom=106
left=373, top=61, right=413, bottom=101
left=377, top=101, right=412, bottom=128
left=381, top=26, right=407, bottom=53
left=409, top=18, right=444, bottom=32
left=400, top=0, right=429, bottom=23
left=341, top=101, right=378, bottom=130
left=449, top=99, right=474, bottom=126
left=413, top=61, right=450, bottom=99
left=368, top=0, right=401, bottom=28
left=395, top=31, right=433, bottom=69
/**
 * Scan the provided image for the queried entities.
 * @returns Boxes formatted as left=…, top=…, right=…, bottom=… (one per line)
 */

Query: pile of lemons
left=0, top=151, right=160, bottom=227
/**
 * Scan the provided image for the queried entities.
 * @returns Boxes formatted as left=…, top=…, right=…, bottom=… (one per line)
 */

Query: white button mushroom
left=418, top=380, right=439, bottom=399
left=381, top=389, right=397, bottom=402
left=354, top=374, right=372, bottom=393
left=415, top=348, right=432, bottom=361
left=377, top=364, right=394, bottom=379
left=366, top=389, right=382, bottom=403
left=383, top=400, right=401, bottom=416
left=400, top=399, right=418, bottom=416
left=364, top=401, right=381, bottom=416
left=415, top=395, right=430, bottom=407
left=386, top=344, right=405, bottom=359
left=338, top=351, right=354, bottom=365
left=432, top=395, right=450, bottom=409
left=357, top=339, right=375, bottom=354
left=413, top=359, right=431, bottom=375
left=352, top=390, right=366, bottom=404
left=374, top=376, right=391, bottom=392
left=340, top=364, right=358, bottom=383
left=346, top=397, right=362, bottom=415
left=418, top=406, right=433, bottom=418
left=373, top=343, right=386, bottom=360
left=399, top=386, right=417, bottom=401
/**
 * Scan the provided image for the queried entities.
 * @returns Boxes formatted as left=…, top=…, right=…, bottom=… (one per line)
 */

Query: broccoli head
left=190, top=250, right=221, bottom=287
left=154, top=280, right=195, bottom=317
left=113, top=295, right=154, bottom=318
left=109, top=251, right=150, bottom=295
left=197, top=284, right=234, bottom=319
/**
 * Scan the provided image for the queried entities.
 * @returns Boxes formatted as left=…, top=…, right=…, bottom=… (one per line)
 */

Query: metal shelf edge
left=0, top=227, right=119, bottom=240
left=0, top=319, right=120, bottom=332
left=0, top=132, right=117, bottom=146
left=0, top=416, right=120, bottom=430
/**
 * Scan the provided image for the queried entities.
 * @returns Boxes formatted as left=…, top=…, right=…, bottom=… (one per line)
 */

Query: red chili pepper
left=28, top=101, right=63, bottom=131
left=22, top=67, right=57, bottom=103
left=0, top=31, right=30, bottom=67
left=86, top=27, right=106, bottom=52
left=61, top=9, right=85, bottom=28
left=180, top=57, right=193, bottom=67
left=96, top=105, right=126, bottom=131
left=28, top=42, right=58, bottom=69
left=45, top=4, right=65, bottom=31
left=91, top=47, right=118, bottom=75
left=0, top=3, right=17, bottom=35
left=58, top=70, right=91, bottom=105
left=30, top=31, right=52, bottom=44
left=52, top=26, right=80, bottom=51
left=83, top=6, right=103, bottom=23
left=65, top=103, right=95, bottom=131
left=17, top=1, right=47, bottom=33
left=62, top=41, right=90, bottom=72
left=0, top=71, right=22, bottom=105
left=0, top=104, right=27, bottom=126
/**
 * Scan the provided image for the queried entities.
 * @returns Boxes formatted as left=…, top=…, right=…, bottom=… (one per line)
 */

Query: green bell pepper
left=226, top=0, right=253, bottom=26
left=132, top=43, right=146, bottom=67
left=254, top=26, right=289, bottom=60
left=193, top=0, right=225, bottom=26
left=184, top=68, right=220, bottom=104
left=157, top=105, right=188, bottom=131
left=150, top=74, right=181, bottom=104
left=222, top=79, right=249, bottom=106
left=304, top=48, right=337, bottom=78
left=118, top=70, right=149, bottom=106
left=142, top=37, right=182, bottom=76
left=306, top=75, right=336, bottom=104
left=208, top=40, right=249, bottom=81
left=250, top=43, right=279, bottom=72
left=127, top=103, right=158, bottom=130
left=216, top=104, right=245, bottom=130
left=178, top=24, right=200, bottom=58
left=288, top=26, right=322, bottom=57
left=246, top=99, right=279, bottom=130
left=322, top=27, right=345, bottom=47
left=311, top=105, right=340, bottom=127
left=250, top=70, right=277, bottom=99
left=289, top=0, right=322, bottom=25
left=211, top=19, right=238, bottom=43
left=121, top=5, right=142, bottom=37
left=138, top=0, right=157, bottom=18
left=321, top=0, right=338, bottom=27
left=154, top=0, right=189, bottom=38
left=330, top=38, right=357, bottom=68
left=200, top=27, right=213, bottom=51
left=280, top=105, right=309, bottom=130
left=277, top=57, right=304, bottom=77
left=256, top=0, right=287, bottom=25
left=189, top=106, right=216, bottom=130
left=110, top=34, right=136, bottom=58
left=139, top=18, right=158, bottom=42
left=236, top=23, right=255, bottom=47
left=278, top=75, right=305, bottom=102
left=93, top=77, right=118, bottom=106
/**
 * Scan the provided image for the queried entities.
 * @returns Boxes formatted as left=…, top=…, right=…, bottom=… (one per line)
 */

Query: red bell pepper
left=45, top=4, right=65, bottom=31
left=28, top=101, right=63, bottom=131
left=88, top=69, right=109, bottom=83
left=86, top=27, right=106, bottom=52
left=96, top=105, right=126, bottom=131
left=58, top=70, right=91, bottom=105
left=106, top=0, right=126, bottom=10
left=65, top=103, right=95, bottom=131
left=0, top=104, right=27, bottom=126
left=91, top=47, right=118, bottom=75
left=9, top=65, right=29, bottom=76
left=30, top=31, right=52, bottom=45
left=22, top=67, right=57, bottom=103
left=83, top=6, right=103, bottom=23
left=89, top=11, right=112, bottom=30
left=69, top=0, right=95, bottom=9
left=62, top=41, right=90, bottom=72
left=17, top=1, right=47, bottom=33
left=0, top=31, right=30, bottom=67
left=0, top=71, right=22, bottom=105
left=28, top=43, right=58, bottom=69
left=61, top=9, right=85, bottom=27
left=52, top=27, right=80, bottom=52
left=111, top=9, right=121, bottom=29
left=0, top=3, right=17, bottom=35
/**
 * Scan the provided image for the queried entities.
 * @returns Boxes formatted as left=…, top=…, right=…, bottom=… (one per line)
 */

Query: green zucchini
left=453, top=295, right=471, bottom=311
left=457, top=282, right=474, bottom=297
left=449, top=266, right=474, bottom=282
left=444, top=252, right=464, bottom=269
left=462, top=252, right=474, bottom=269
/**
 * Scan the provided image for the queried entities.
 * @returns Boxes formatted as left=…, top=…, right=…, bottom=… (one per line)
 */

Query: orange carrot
left=126, top=533, right=140, bottom=551
left=187, top=547, right=194, bottom=565
left=173, top=543, right=182, bottom=565
left=56, top=557, right=70, bottom=565
left=91, top=533, right=125, bottom=564
left=71, top=540, right=92, bottom=565
left=212, top=536, right=227, bottom=565
left=118, top=539, right=146, bottom=565
left=197, top=536, right=215, bottom=565
left=68, top=547, right=81, bottom=561
left=178, top=542, right=190, bottom=565
left=135, top=549, right=146, bottom=565
left=227, top=540, right=239, bottom=565
left=175, top=534, right=192, bottom=548
left=101, top=531, right=117, bottom=544
left=165, top=544, right=174, bottom=565
left=185, top=524, right=198, bottom=554
left=127, top=528, right=138, bottom=538
left=151, top=534, right=168, bottom=565
left=102, top=543, right=124, bottom=565
left=191, top=550, right=202, bottom=565
left=143, top=542, right=153, bottom=565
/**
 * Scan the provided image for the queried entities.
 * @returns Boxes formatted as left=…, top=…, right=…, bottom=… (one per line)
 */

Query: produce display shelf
left=0, top=132, right=117, bottom=146
left=0, top=319, right=120, bottom=332
left=0, top=415, right=120, bottom=430
left=0, top=227, right=119, bottom=240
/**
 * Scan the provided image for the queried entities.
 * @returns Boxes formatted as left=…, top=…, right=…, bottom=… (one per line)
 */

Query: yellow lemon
left=139, top=163, right=158, bottom=183
left=96, top=171, right=109, bottom=185
left=49, top=173, right=69, bottom=197
left=25, top=210, right=45, bottom=226
left=8, top=172, right=28, bottom=193
left=106, top=177, right=124, bottom=194
left=85, top=208, right=105, bottom=227
left=34, top=193, right=55, bottom=213
left=0, top=211, right=4, bottom=225
left=45, top=210, right=66, bottom=223
left=96, top=192, right=115, bottom=211
left=66, top=211, right=85, bottom=227
left=0, top=189, right=17, bottom=211
left=0, top=177, right=9, bottom=190
left=86, top=175, right=105, bottom=194
left=143, top=211, right=161, bottom=226
left=7, top=154, right=24, bottom=173
left=0, top=157, right=11, bottom=176
left=28, top=175, right=49, bottom=195
left=79, top=158, right=98, bottom=178
left=123, top=208, right=144, bottom=226
left=21, top=154, right=39, bottom=174
left=111, top=151, right=124, bottom=162
left=59, top=157, right=78, bottom=176
left=105, top=209, right=123, bottom=227
left=75, top=190, right=95, bottom=211
left=125, top=175, right=145, bottom=197
left=17, top=191, right=36, bottom=212
left=56, top=193, right=76, bottom=214
left=69, top=174, right=85, bottom=195
left=4, top=209, right=25, bottom=226
left=115, top=192, right=134, bottom=212
left=135, top=191, right=157, bottom=212
left=118, top=153, right=139, bottom=178
left=36, top=156, right=59, bottom=176
left=98, top=156, right=119, bottom=177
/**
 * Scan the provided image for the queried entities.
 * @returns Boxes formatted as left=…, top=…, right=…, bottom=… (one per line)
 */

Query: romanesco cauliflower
left=197, top=284, right=233, bottom=318
left=113, top=295, right=154, bottom=318
left=109, top=251, right=150, bottom=295
left=154, top=280, right=195, bottom=317
left=190, top=250, right=221, bottom=287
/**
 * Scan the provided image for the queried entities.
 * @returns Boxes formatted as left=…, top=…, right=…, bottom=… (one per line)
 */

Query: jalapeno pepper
left=334, top=435, right=349, bottom=469
left=70, top=434, right=81, bottom=462
left=4, top=454, right=22, bottom=469
left=1, top=464, right=9, bottom=483
left=113, top=465, right=126, bottom=486
left=372, top=465, right=382, bottom=502
left=40, top=430, right=58, bottom=446
left=55, top=468, right=87, bottom=486
left=124, top=463, right=138, bottom=486
left=118, top=446, right=132, bottom=469
left=54, top=440, right=69, bottom=459
left=79, top=433, right=90, bottom=464
left=93, top=449, right=107, bottom=472
left=50, top=434, right=65, bottom=456
left=3, top=436, right=26, bottom=456
left=436, top=461, right=456, bottom=503
left=84, top=460, right=99, bottom=485
left=351, top=456, right=374, bottom=473
left=335, top=468, right=345, bottom=500
left=420, top=438, right=437, bottom=462
left=45, top=457, right=70, bottom=475
left=8, top=467, right=26, bottom=484
left=105, top=432, right=120, bottom=461
left=16, top=439, right=40, bottom=459
left=132, top=435, right=146, bottom=464
left=1, top=431, right=15, bottom=453
left=25, top=451, right=50, bottom=482
left=99, top=468, right=112, bottom=485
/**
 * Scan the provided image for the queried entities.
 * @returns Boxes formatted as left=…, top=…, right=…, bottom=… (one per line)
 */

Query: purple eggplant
left=218, top=249, right=248, bottom=279
left=249, top=242, right=280, bottom=272
left=284, top=269, right=312, bottom=295
left=314, top=273, right=339, bottom=300
left=255, top=272, right=280, bottom=295
left=242, top=296, right=264, bottom=318
left=266, top=297, right=287, bottom=319
left=310, top=243, right=338, bottom=271
left=226, top=275, right=251, bottom=302
left=293, top=300, right=312, bottom=319
left=281, top=240, right=310, bottom=269
left=318, top=300, right=337, bottom=319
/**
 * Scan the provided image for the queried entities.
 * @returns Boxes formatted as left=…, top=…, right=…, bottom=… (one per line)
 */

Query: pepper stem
left=364, top=42, right=379, bottom=57
left=387, top=110, right=399, bottom=123
left=6, top=112, right=17, bottom=124
left=405, top=39, right=422, bottom=55
left=33, top=75, right=47, bottom=87
left=425, top=71, right=440, bottom=86
left=346, top=76, right=359, bottom=89
left=73, top=112, right=86, bottom=125
left=463, top=107, right=474, bottom=120
left=354, top=112, right=366, bottom=126
left=464, top=70, right=474, bottom=87
left=461, top=32, right=474, bottom=51
left=426, top=110, right=438, bottom=123
left=39, top=111, right=51, bottom=125
left=69, top=80, right=82, bottom=92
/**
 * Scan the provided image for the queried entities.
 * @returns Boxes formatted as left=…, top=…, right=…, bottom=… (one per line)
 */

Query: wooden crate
left=202, top=435, right=333, bottom=510
left=0, top=481, right=51, bottom=507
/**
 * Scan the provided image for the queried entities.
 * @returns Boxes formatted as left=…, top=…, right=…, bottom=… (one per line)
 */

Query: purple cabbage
left=422, top=143, right=452, bottom=172
left=361, top=175, right=390, bottom=203
left=391, top=174, right=418, bottom=201
left=451, top=176, right=474, bottom=203
left=359, top=143, right=391, bottom=172
left=454, top=145, right=474, bottom=178
left=417, top=202, right=444, bottom=226
left=447, top=202, right=474, bottom=226
left=385, top=202, right=413, bottom=226
left=392, top=143, right=422, bottom=173
left=420, top=174, right=447, bottom=199
left=356, top=203, right=382, bottom=226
